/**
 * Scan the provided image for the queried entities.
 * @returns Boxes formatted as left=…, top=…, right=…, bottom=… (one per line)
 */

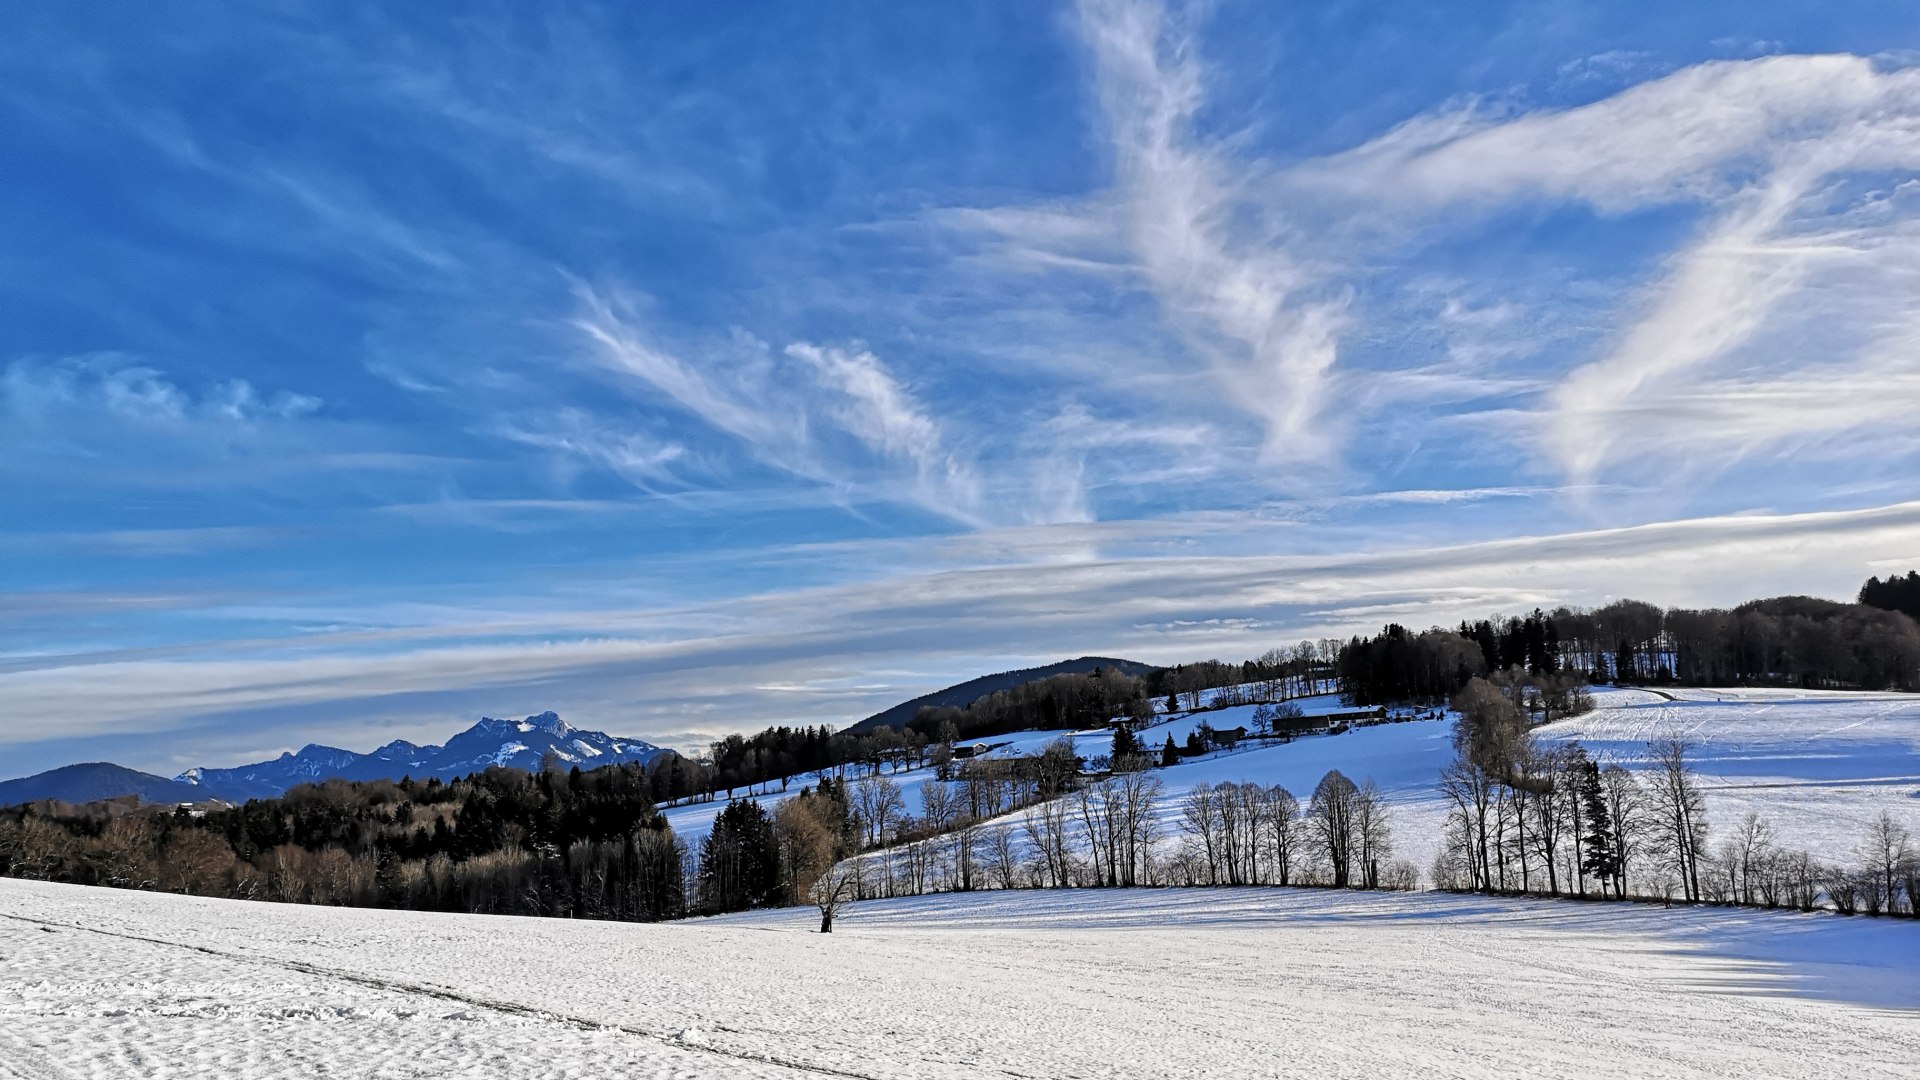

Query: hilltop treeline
left=0, top=764, right=685, bottom=921
left=1861, top=570, right=1920, bottom=622
left=666, top=669, right=1151, bottom=805
left=911, top=667, right=1151, bottom=744
left=1336, top=596, right=1920, bottom=705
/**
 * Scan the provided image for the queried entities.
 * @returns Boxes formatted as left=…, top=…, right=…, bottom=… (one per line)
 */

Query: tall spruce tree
left=1577, top=759, right=1619, bottom=897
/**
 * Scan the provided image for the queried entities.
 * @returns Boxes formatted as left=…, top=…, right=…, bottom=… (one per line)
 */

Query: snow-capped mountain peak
left=165, top=713, right=662, bottom=801
left=522, top=710, right=571, bottom=737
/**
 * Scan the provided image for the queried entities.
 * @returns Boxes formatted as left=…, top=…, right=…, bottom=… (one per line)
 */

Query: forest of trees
left=1335, top=596, right=1920, bottom=705
left=909, top=667, right=1152, bottom=744
left=1861, top=570, right=1920, bottom=622
left=0, top=764, right=686, bottom=921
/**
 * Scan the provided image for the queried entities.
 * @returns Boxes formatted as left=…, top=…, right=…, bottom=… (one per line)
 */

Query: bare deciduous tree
left=1309, top=770, right=1359, bottom=888
left=1860, top=810, right=1914, bottom=917
left=811, top=861, right=859, bottom=933
left=1264, top=785, right=1300, bottom=886
left=1647, top=738, right=1707, bottom=902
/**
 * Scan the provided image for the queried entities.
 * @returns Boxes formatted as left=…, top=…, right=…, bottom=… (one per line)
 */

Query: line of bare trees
left=1438, top=673, right=1725, bottom=903
left=833, top=754, right=1413, bottom=899
left=1433, top=676, right=1920, bottom=915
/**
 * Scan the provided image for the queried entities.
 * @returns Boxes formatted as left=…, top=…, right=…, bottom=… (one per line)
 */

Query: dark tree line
left=910, top=668, right=1152, bottom=744
left=0, top=763, right=685, bottom=922
left=1337, top=625, right=1488, bottom=705
left=1339, top=594, right=1920, bottom=703
left=1861, top=570, right=1920, bottom=623
left=655, top=725, right=936, bottom=807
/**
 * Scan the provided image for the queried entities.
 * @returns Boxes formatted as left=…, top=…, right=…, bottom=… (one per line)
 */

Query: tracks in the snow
left=0, top=910, right=887, bottom=1080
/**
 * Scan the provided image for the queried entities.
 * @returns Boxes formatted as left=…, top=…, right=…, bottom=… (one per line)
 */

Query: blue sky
left=6, top=1, right=1920, bottom=779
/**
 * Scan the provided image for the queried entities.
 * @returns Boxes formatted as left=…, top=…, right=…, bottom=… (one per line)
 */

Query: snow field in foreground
left=4, top=877, right=1918, bottom=1079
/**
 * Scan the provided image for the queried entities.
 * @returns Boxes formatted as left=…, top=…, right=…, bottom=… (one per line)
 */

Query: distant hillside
left=847, top=656, right=1159, bottom=734
left=0, top=763, right=204, bottom=808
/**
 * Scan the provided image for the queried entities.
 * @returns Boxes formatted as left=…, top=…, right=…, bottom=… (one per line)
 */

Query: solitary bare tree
left=811, top=861, right=859, bottom=933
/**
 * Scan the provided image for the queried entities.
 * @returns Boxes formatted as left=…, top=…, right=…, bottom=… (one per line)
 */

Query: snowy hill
left=2, top=878, right=1914, bottom=1078
left=172, top=712, right=665, bottom=801
left=845, top=655, right=1157, bottom=734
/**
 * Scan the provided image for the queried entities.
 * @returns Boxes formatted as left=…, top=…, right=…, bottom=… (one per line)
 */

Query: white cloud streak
left=0, top=356, right=323, bottom=427
left=9, top=499, right=1920, bottom=774
left=565, top=283, right=995, bottom=525
left=1300, top=54, right=1920, bottom=484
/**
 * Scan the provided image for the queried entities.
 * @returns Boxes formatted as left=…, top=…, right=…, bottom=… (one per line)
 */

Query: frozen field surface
left=5, top=878, right=1919, bottom=1079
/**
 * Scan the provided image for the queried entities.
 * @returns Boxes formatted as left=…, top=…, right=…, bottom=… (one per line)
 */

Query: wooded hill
left=846, top=656, right=1157, bottom=733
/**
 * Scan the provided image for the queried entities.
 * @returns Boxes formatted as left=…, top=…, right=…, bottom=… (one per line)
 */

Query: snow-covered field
left=4, top=877, right=1917, bottom=1079
left=1544, top=686, right=1920, bottom=855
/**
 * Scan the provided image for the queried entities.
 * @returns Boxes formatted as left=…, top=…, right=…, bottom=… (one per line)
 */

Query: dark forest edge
left=4, top=575, right=1920, bottom=926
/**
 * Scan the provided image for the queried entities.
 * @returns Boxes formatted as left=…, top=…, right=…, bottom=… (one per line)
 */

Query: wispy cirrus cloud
left=943, top=21, right=1920, bottom=502
left=1302, top=53, right=1920, bottom=485
left=950, top=0, right=1352, bottom=469
left=563, top=282, right=995, bottom=525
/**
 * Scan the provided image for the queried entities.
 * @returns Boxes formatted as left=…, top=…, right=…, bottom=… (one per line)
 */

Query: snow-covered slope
left=763, top=687, right=1920, bottom=885
left=2, top=878, right=1914, bottom=1078
left=173, top=712, right=665, bottom=802
left=676, top=685, right=1920, bottom=877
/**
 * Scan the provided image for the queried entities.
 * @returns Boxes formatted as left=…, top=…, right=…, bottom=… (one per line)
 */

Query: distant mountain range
left=0, top=712, right=665, bottom=808
left=845, top=656, right=1159, bottom=734
left=4, top=659, right=1162, bottom=808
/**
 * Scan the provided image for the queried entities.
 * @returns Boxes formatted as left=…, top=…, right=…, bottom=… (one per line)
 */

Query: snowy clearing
left=3, top=877, right=1918, bottom=1079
